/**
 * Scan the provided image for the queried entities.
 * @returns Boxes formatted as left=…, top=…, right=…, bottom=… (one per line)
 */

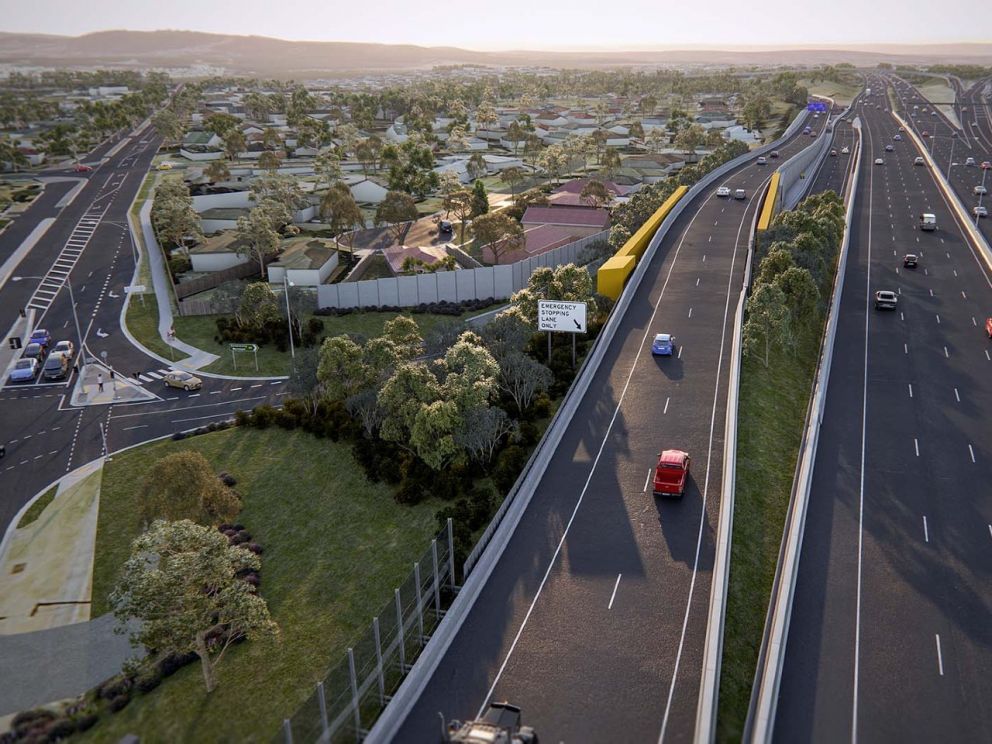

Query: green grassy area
left=174, top=310, right=465, bottom=377
left=799, top=79, right=861, bottom=107
left=124, top=292, right=190, bottom=365
left=85, top=426, right=442, bottom=742
left=716, top=314, right=826, bottom=741
left=16, top=485, right=59, bottom=529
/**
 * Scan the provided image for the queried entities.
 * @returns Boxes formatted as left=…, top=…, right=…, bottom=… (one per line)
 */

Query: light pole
left=283, top=273, right=295, bottom=361
left=12, top=275, right=85, bottom=373
left=947, top=131, right=957, bottom=177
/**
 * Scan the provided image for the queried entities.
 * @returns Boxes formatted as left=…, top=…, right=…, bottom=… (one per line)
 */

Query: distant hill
left=1, top=30, right=991, bottom=76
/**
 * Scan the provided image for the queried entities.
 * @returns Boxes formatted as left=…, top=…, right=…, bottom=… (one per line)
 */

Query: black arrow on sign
left=573, top=319, right=581, bottom=329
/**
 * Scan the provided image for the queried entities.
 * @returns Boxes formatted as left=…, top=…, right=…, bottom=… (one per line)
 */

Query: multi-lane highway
left=0, top=122, right=285, bottom=536
left=774, top=75, right=992, bottom=741
left=379, top=110, right=837, bottom=742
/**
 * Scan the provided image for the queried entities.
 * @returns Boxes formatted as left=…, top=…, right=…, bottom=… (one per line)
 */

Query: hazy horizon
left=2, top=0, right=990, bottom=52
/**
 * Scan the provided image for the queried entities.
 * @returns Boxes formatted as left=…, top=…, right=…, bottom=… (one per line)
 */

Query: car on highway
left=893, top=134, right=902, bottom=141
left=986, top=317, right=992, bottom=338
left=975, top=205, right=989, bottom=218
left=914, top=157, right=926, bottom=166
left=651, top=333, right=675, bottom=356
left=922, top=131, right=929, bottom=137
left=653, top=449, right=690, bottom=497
left=163, top=370, right=202, bottom=391
left=841, top=146, right=850, bottom=154
left=885, top=144, right=894, bottom=152
left=734, top=189, right=746, bottom=200
left=22, top=342, right=45, bottom=361
left=965, top=157, right=976, bottom=167
left=931, top=111, right=938, bottom=117
left=9, top=358, right=39, bottom=383
left=874, top=290, right=898, bottom=310
left=756, top=156, right=767, bottom=165
left=716, top=186, right=731, bottom=198
left=28, top=328, right=51, bottom=350
left=975, top=185, right=988, bottom=195
left=52, top=340, right=74, bottom=361
left=899, top=126, right=905, bottom=131
left=920, top=213, right=937, bottom=231
left=874, top=158, right=885, bottom=165
left=73, top=163, right=93, bottom=173
left=903, top=254, right=918, bottom=268
left=830, top=149, right=837, bottom=157
left=42, top=352, right=70, bottom=381
left=983, top=161, right=992, bottom=170
left=770, top=150, right=780, bottom=158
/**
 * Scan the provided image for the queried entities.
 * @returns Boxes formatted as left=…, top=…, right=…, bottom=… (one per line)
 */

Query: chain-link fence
left=276, top=519, right=457, bottom=743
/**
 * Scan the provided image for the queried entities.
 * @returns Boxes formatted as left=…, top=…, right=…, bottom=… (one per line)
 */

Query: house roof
left=522, top=206, right=610, bottom=229
left=553, top=178, right=630, bottom=196
left=183, top=131, right=218, bottom=145
left=271, top=238, right=336, bottom=270
left=383, top=245, right=451, bottom=274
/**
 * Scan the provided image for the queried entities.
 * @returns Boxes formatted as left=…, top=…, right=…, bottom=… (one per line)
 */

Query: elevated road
left=382, top=112, right=833, bottom=743
left=775, top=75, right=992, bottom=742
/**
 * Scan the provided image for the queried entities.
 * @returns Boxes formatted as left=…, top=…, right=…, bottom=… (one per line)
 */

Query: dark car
left=439, top=220, right=453, bottom=234
left=22, top=342, right=45, bottom=360
left=42, top=353, right=70, bottom=380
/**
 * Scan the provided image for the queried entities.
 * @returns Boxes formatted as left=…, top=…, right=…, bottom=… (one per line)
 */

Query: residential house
left=385, top=122, right=409, bottom=144
left=482, top=223, right=577, bottom=264
left=383, top=244, right=453, bottom=274
left=723, top=125, right=762, bottom=143
left=521, top=206, right=609, bottom=236
left=182, top=131, right=223, bottom=148
left=188, top=232, right=250, bottom=272
left=345, top=176, right=389, bottom=205
left=619, top=153, right=685, bottom=183
left=266, top=237, right=339, bottom=285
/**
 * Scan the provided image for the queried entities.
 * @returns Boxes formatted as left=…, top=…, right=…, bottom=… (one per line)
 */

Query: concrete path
left=133, top=198, right=219, bottom=370
left=70, top=361, right=159, bottom=407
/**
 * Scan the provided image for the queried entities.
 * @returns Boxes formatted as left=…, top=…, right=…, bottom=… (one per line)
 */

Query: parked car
left=903, top=254, right=918, bottom=268
left=734, top=189, right=746, bottom=200
left=28, top=328, right=51, bottom=350
left=52, top=340, right=74, bottom=361
left=163, top=370, right=202, bottom=391
left=653, top=449, right=691, bottom=497
left=42, top=352, right=70, bottom=381
left=651, top=333, right=675, bottom=356
left=156, top=162, right=174, bottom=170
left=922, top=131, right=930, bottom=138
left=438, top=220, right=453, bottom=234
left=9, top=358, right=38, bottom=383
left=22, top=342, right=44, bottom=360
left=874, top=290, right=898, bottom=310
left=716, top=186, right=731, bottom=198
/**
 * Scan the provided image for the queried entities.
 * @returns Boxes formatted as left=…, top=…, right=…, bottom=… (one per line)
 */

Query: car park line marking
left=898, top=287, right=902, bottom=295
left=936, top=635, right=944, bottom=676
left=187, top=393, right=200, bottom=398
left=702, top=255, right=706, bottom=262
left=923, top=516, right=930, bottom=542
left=955, top=388, right=961, bottom=402
left=986, top=350, right=991, bottom=361
left=969, top=445, right=976, bottom=463
left=988, top=525, right=992, bottom=540
left=953, top=269, right=958, bottom=277
left=908, top=384, right=913, bottom=398
left=708, top=235, right=712, bottom=242
left=608, top=574, right=622, bottom=609
left=270, top=380, right=282, bottom=385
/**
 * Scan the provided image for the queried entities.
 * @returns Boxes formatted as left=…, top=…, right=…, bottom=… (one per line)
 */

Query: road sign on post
left=537, top=300, right=587, bottom=333
left=229, top=343, right=259, bottom=371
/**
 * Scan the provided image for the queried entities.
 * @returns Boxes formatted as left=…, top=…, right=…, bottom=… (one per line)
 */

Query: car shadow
left=652, top=351, right=684, bottom=381
left=651, top=475, right=709, bottom=568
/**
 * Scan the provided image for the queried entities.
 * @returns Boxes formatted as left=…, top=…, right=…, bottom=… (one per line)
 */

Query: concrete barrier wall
left=316, top=230, right=608, bottom=309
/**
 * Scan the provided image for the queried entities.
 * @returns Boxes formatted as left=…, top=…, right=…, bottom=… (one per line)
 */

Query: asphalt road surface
left=775, top=76, right=992, bottom=742
left=387, top=112, right=836, bottom=743
left=0, top=125, right=285, bottom=535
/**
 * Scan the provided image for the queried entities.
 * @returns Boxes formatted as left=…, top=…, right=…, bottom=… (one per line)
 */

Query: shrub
left=46, top=717, right=77, bottom=739
left=134, top=668, right=163, bottom=694
left=243, top=572, right=261, bottom=587
left=158, top=651, right=198, bottom=678
left=108, top=694, right=131, bottom=713
left=12, top=709, right=55, bottom=732
left=97, top=676, right=131, bottom=701
left=73, top=714, right=98, bottom=732
left=530, top=394, right=553, bottom=420
left=493, top=445, right=529, bottom=494
left=218, top=472, right=237, bottom=487
left=246, top=542, right=264, bottom=555
left=168, top=255, right=192, bottom=277
left=395, top=477, right=427, bottom=505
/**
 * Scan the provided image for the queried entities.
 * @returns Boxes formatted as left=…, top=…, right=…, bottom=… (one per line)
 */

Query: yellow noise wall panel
left=757, top=172, right=780, bottom=232
left=617, top=185, right=689, bottom=259
left=597, top=255, right=637, bottom=300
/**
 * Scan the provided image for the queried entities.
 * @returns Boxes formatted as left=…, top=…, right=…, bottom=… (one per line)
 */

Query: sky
left=2, top=0, right=990, bottom=50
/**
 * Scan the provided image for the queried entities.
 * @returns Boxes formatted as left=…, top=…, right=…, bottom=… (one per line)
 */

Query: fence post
left=282, top=719, right=293, bottom=744
left=348, top=647, right=362, bottom=739
left=447, top=518, right=457, bottom=589
left=395, top=587, right=406, bottom=671
left=431, top=539, right=442, bottom=617
left=414, top=562, right=425, bottom=642
left=373, top=616, right=386, bottom=705
left=317, top=681, right=329, bottom=734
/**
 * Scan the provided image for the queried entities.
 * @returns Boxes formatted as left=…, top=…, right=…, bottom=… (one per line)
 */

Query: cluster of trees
left=214, top=281, right=323, bottom=351
left=743, top=191, right=846, bottom=366
left=233, top=174, right=309, bottom=274
left=151, top=177, right=202, bottom=257
left=110, top=451, right=278, bottom=694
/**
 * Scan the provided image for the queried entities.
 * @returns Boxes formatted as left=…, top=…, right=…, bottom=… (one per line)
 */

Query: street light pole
left=947, top=133, right=956, bottom=178
left=283, top=273, right=295, bottom=360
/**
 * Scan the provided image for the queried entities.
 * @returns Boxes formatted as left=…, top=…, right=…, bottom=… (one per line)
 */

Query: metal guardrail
left=746, top=115, right=863, bottom=744
left=367, top=106, right=814, bottom=744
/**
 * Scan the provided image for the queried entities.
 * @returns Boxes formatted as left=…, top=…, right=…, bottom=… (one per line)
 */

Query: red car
left=653, top=449, right=691, bottom=497
left=985, top=317, right=992, bottom=338
left=982, top=161, right=992, bottom=170
left=73, top=163, right=93, bottom=172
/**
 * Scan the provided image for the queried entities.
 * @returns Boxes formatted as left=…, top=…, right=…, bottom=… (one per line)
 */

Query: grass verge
left=799, top=79, right=861, bottom=107
left=124, top=292, right=190, bottom=366
left=85, top=426, right=442, bottom=742
left=16, top=485, right=58, bottom=529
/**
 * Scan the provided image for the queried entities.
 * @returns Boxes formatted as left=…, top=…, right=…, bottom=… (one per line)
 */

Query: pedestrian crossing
left=134, top=367, right=172, bottom=384
left=27, top=204, right=110, bottom=313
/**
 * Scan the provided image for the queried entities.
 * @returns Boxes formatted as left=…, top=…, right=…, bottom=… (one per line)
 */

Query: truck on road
left=920, top=213, right=937, bottom=231
left=444, top=703, right=538, bottom=744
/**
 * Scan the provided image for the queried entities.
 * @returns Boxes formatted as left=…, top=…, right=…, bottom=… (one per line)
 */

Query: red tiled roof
left=552, top=178, right=630, bottom=196
left=522, top=206, right=610, bottom=229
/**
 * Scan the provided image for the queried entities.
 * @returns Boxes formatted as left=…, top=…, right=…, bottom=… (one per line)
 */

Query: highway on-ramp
left=774, top=75, right=992, bottom=742
left=382, top=112, right=832, bottom=743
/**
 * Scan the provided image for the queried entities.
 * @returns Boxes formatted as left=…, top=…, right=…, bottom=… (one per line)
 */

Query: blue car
left=29, top=328, right=52, bottom=349
left=9, top=358, right=39, bottom=383
left=651, top=333, right=675, bottom=356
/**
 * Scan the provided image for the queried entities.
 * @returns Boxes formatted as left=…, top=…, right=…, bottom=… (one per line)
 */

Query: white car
left=757, top=156, right=767, bottom=165
left=734, top=189, right=747, bottom=200
left=914, top=157, right=926, bottom=166
left=975, top=185, right=988, bottom=195
left=965, top=157, right=976, bottom=167
left=975, top=205, right=988, bottom=218
left=841, top=146, right=850, bottom=154
left=874, top=158, right=885, bottom=165
left=716, top=186, right=731, bottom=198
